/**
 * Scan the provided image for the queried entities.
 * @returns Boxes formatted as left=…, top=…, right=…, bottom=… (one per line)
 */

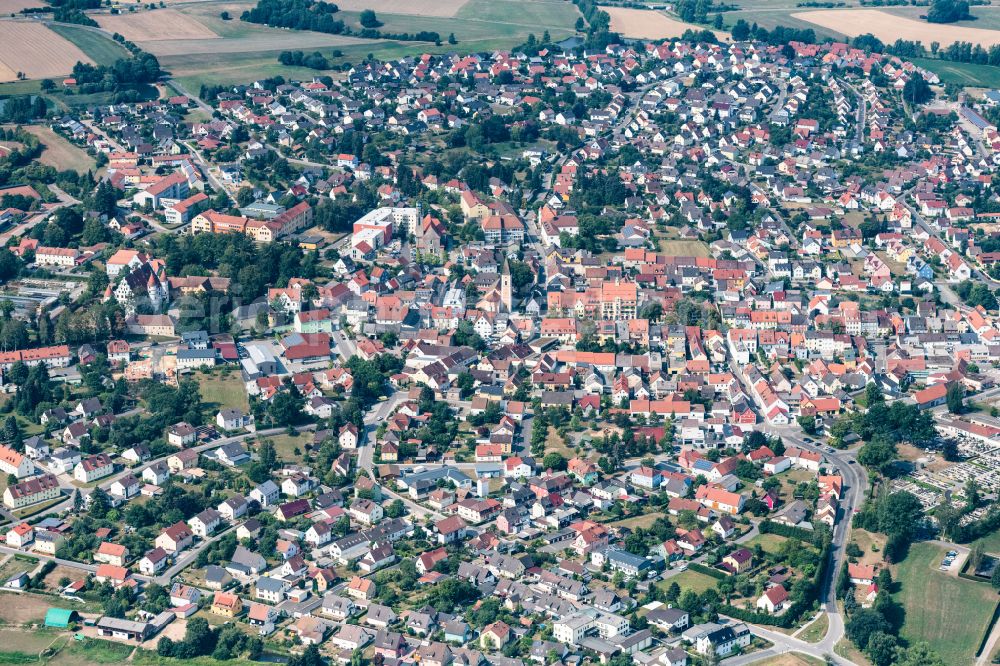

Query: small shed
left=45, top=608, right=76, bottom=628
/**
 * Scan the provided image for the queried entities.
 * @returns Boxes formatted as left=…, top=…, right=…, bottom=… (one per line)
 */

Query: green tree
left=542, top=452, right=567, bottom=471
left=946, top=383, right=965, bottom=414
left=359, top=9, right=381, bottom=27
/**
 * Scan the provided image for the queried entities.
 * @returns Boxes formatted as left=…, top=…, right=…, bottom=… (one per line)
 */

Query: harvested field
left=144, top=31, right=370, bottom=56
left=97, top=9, right=219, bottom=41
left=793, top=9, right=1000, bottom=47
left=0, top=60, right=16, bottom=83
left=0, top=21, right=93, bottom=82
left=0, top=0, right=43, bottom=12
left=334, top=0, right=469, bottom=17
left=0, top=591, right=54, bottom=624
left=605, top=7, right=724, bottom=40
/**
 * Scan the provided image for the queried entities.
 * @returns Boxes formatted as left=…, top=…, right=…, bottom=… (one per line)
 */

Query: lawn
left=196, top=371, right=249, bottom=414
left=0, top=554, right=36, bottom=583
left=608, top=512, right=666, bottom=531
left=47, top=23, right=131, bottom=67
left=261, top=431, right=308, bottom=464
left=893, top=542, right=999, bottom=664
left=48, top=638, right=134, bottom=665
left=974, top=529, right=1000, bottom=556
left=756, top=654, right=826, bottom=666
left=835, top=638, right=873, bottom=666
left=744, top=533, right=790, bottom=555
left=0, top=628, right=64, bottom=659
left=659, top=239, right=711, bottom=257
left=849, top=529, right=887, bottom=568
left=659, top=568, right=719, bottom=595
left=13, top=495, right=66, bottom=519
left=545, top=428, right=575, bottom=459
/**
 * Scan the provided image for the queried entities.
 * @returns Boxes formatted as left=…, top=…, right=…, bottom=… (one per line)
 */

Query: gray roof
left=256, top=576, right=287, bottom=593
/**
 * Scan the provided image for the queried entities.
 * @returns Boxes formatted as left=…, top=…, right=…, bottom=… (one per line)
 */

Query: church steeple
left=500, top=257, right=513, bottom=313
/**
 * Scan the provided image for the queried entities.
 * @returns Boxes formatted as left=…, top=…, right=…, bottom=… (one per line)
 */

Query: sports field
left=0, top=21, right=93, bottom=82
left=893, top=542, right=998, bottom=664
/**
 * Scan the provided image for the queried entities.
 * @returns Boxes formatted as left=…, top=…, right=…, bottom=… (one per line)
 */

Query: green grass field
left=263, top=432, right=308, bottom=464
left=718, top=0, right=852, bottom=38
left=797, top=612, right=829, bottom=643
left=163, top=0, right=580, bottom=89
left=47, top=23, right=130, bottom=67
left=659, top=239, right=711, bottom=257
left=196, top=371, right=249, bottom=414
left=744, top=533, right=790, bottom=555
left=659, top=568, right=719, bottom=595
left=894, top=542, right=999, bottom=664
left=883, top=4, right=1000, bottom=30
left=608, top=512, right=666, bottom=530
left=910, top=57, right=1000, bottom=88
left=974, top=529, right=1000, bottom=555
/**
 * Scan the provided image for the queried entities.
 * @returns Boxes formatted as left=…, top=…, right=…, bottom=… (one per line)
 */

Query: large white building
left=0, top=445, right=34, bottom=478
left=553, top=614, right=593, bottom=646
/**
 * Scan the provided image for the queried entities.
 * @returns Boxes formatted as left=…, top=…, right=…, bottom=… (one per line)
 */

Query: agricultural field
left=23, top=125, right=96, bottom=174
left=605, top=6, right=721, bottom=40
left=893, top=542, right=999, bottom=664
left=912, top=57, right=1000, bottom=89
left=96, top=9, right=221, bottom=42
left=793, top=9, right=1000, bottom=48
left=157, top=0, right=579, bottom=89
left=48, top=23, right=131, bottom=67
left=717, top=0, right=851, bottom=37
left=882, top=4, right=1000, bottom=31
left=333, top=0, right=469, bottom=17
left=0, top=21, right=93, bottom=82
left=0, top=0, right=42, bottom=12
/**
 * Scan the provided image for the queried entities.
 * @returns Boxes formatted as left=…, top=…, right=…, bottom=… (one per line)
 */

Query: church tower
left=500, top=257, right=513, bottom=313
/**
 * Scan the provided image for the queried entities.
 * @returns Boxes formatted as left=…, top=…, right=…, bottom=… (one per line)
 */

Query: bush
left=359, top=8, right=381, bottom=27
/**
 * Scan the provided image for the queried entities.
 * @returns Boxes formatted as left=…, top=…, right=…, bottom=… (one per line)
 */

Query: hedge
left=759, top=519, right=827, bottom=547
left=688, top=562, right=727, bottom=580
